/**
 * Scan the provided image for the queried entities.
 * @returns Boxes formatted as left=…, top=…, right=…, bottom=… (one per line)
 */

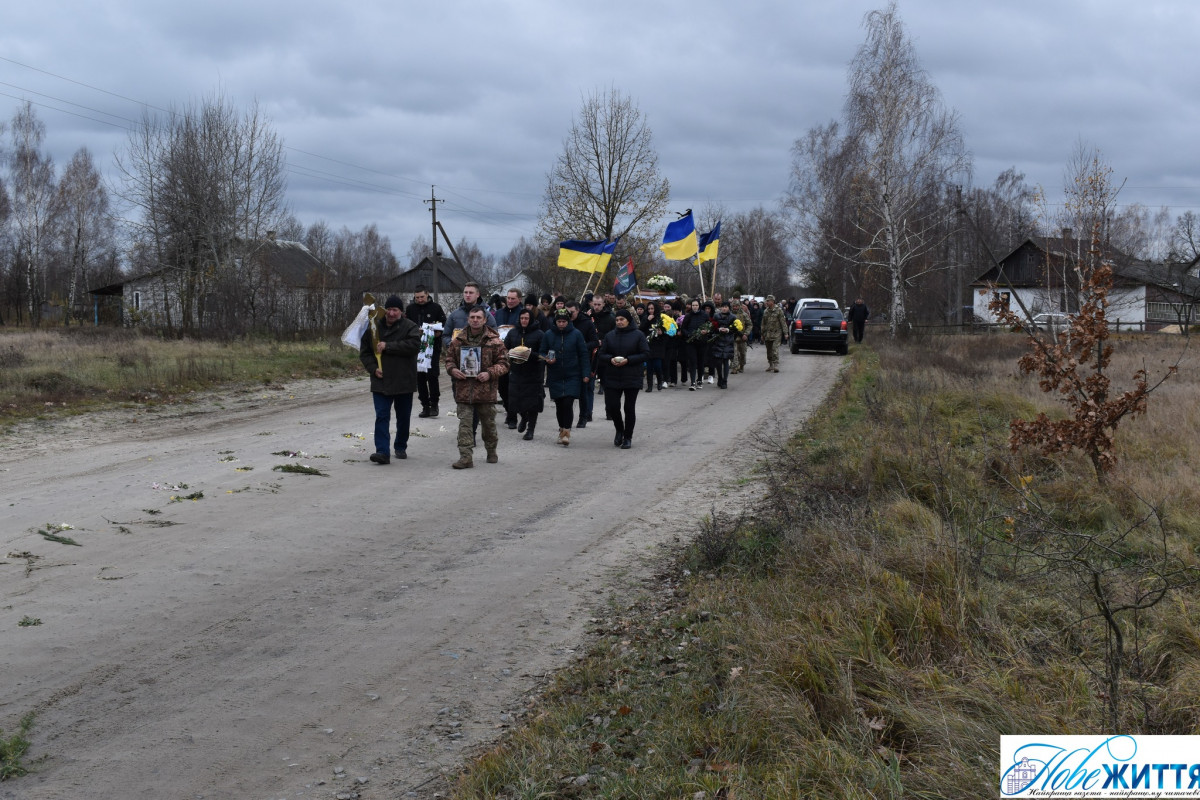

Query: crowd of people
left=361, top=282, right=798, bottom=469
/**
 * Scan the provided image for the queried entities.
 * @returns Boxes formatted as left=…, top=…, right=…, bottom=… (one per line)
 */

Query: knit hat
left=614, top=308, right=634, bottom=323
left=384, top=295, right=404, bottom=310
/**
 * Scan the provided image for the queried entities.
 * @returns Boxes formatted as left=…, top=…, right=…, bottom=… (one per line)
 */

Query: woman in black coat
left=639, top=300, right=667, bottom=392
left=680, top=298, right=710, bottom=390
left=598, top=308, right=649, bottom=449
left=540, top=310, right=591, bottom=445
left=503, top=309, right=546, bottom=440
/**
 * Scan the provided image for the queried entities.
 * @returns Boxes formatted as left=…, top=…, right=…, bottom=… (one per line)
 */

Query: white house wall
left=1108, top=286, right=1146, bottom=324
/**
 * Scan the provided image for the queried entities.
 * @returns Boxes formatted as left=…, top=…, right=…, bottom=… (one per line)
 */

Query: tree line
left=6, top=3, right=1198, bottom=335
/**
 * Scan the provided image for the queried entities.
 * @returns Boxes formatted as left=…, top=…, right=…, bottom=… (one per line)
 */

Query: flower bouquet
left=645, top=274, right=676, bottom=293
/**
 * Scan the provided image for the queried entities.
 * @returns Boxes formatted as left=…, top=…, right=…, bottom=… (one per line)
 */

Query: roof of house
left=89, top=237, right=340, bottom=294
left=372, top=255, right=476, bottom=294
left=255, top=239, right=335, bottom=287
left=970, top=236, right=1200, bottom=299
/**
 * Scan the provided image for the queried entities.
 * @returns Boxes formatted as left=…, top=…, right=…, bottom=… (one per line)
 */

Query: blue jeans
left=373, top=392, right=413, bottom=455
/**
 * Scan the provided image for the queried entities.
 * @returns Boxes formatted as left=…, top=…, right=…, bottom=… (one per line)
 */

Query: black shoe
left=523, top=428, right=534, bottom=440
left=428, top=404, right=439, bottom=417
left=369, top=453, right=390, bottom=464
left=517, top=418, right=527, bottom=433
left=576, top=419, right=587, bottom=428
left=394, top=450, right=407, bottom=460
left=417, top=406, right=430, bottom=418
left=614, top=431, right=624, bottom=447
left=620, top=438, right=632, bottom=449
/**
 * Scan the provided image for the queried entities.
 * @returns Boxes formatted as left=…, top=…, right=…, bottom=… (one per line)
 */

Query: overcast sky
left=4, top=0, right=1198, bottom=261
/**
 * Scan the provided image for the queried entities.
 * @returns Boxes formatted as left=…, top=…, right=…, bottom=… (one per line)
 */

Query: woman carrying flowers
left=709, top=298, right=743, bottom=389
left=681, top=298, right=711, bottom=390
left=639, top=300, right=668, bottom=392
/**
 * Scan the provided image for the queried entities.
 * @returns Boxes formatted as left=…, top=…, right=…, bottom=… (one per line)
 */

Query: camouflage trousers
left=733, top=338, right=748, bottom=372
left=764, top=339, right=780, bottom=369
left=456, top=402, right=497, bottom=459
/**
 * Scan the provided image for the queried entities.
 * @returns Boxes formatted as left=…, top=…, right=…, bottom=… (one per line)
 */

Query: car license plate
left=812, top=326, right=830, bottom=331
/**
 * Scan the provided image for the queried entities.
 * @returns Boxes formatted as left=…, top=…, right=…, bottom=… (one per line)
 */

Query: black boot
left=418, top=404, right=431, bottom=418
left=523, top=418, right=536, bottom=440
left=428, top=402, right=439, bottom=417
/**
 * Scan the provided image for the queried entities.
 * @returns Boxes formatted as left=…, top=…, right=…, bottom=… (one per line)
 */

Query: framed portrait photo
left=460, top=346, right=482, bottom=377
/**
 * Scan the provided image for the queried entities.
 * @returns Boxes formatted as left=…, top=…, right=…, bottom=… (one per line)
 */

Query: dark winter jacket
left=405, top=298, right=447, bottom=357
left=539, top=323, right=589, bottom=400
left=360, top=316, right=422, bottom=395
left=598, top=325, right=650, bottom=390
left=503, top=324, right=546, bottom=415
left=847, top=302, right=870, bottom=324
left=709, top=310, right=739, bottom=360
left=493, top=303, right=526, bottom=329
left=640, top=311, right=668, bottom=359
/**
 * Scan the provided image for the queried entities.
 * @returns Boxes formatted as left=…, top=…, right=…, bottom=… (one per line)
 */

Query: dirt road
left=1, top=348, right=839, bottom=799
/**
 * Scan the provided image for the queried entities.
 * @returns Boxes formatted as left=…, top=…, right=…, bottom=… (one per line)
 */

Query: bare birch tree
left=54, top=147, right=114, bottom=324
left=8, top=101, right=58, bottom=326
left=788, top=3, right=969, bottom=335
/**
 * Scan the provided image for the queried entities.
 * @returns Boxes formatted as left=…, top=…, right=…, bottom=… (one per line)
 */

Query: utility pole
left=424, top=186, right=443, bottom=299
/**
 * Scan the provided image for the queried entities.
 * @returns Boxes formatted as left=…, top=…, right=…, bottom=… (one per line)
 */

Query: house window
left=994, top=291, right=1011, bottom=310
left=133, top=291, right=141, bottom=311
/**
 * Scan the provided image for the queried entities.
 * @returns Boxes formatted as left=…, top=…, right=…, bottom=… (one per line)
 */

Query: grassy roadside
left=451, top=333, right=1200, bottom=799
left=0, top=327, right=359, bottom=423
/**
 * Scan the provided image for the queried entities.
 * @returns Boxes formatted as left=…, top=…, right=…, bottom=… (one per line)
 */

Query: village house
left=90, top=233, right=350, bottom=334
left=970, top=230, right=1200, bottom=331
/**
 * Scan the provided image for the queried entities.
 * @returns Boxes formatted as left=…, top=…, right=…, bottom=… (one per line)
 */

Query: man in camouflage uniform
left=444, top=307, right=508, bottom=469
left=730, top=297, right=752, bottom=374
left=760, top=295, right=787, bottom=373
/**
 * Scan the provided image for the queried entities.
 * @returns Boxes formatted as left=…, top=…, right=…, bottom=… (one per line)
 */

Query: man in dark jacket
left=847, top=298, right=870, bottom=343
left=493, top=289, right=526, bottom=428
left=360, top=295, right=422, bottom=464
left=587, top=296, right=616, bottom=421
left=568, top=300, right=600, bottom=426
left=406, top=286, right=446, bottom=418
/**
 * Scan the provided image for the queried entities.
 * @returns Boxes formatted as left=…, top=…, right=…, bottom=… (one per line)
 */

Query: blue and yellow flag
left=558, top=239, right=609, bottom=273
left=697, top=221, right=721, bottom=263
left=597, top=237, right=621, bottom=274
left=659, top=212, right=698, bottom=261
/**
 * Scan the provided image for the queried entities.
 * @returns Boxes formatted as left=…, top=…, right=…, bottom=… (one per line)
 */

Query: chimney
left=267, top=230, right=276, bottom=241
left=1062, top=227, right=1072, bottom=241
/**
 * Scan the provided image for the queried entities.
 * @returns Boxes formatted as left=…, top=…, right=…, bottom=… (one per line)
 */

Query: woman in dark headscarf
left=539, top=309, right=590, bottom=446
left=598, top=308, right=649, bottom=449
left=503, top=308, right=546, bottom=439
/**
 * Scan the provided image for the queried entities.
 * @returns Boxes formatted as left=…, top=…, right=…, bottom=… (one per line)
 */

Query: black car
left=790, top=307, right=849, bottom=355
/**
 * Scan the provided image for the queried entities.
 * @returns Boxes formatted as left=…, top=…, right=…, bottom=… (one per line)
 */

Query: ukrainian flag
left=558, top=239, right=609, bottom=273
left=659, top=212, right=698, bottom=261
left=697, top=221, right=721, bottom=263
left=597, top=236, right=621, bottom=274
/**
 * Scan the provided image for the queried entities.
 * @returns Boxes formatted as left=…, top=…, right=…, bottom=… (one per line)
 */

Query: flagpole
left=695, top=257, right=706, bottom=300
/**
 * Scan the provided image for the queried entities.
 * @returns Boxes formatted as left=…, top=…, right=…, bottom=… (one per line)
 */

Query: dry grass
left=0, top=327, right=358, bottom=421
left=450, top=331, right=1200, bottom=799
